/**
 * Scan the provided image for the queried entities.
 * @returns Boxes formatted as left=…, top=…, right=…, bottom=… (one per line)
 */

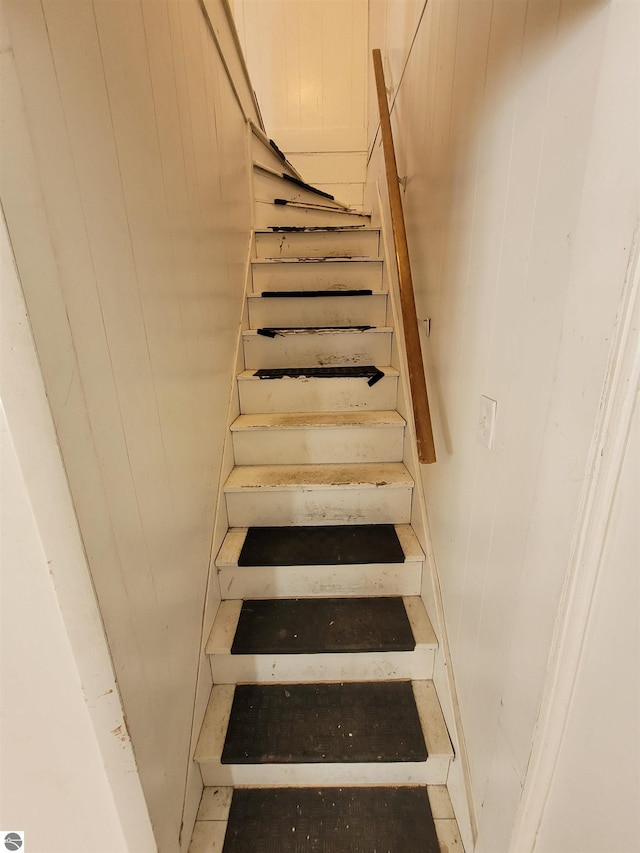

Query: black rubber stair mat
left=267, top=225, right=367, bottom=232
left=221, top=681, right=427, bottom=764
left=282, top=172, right=336, bottom=201
left=261, top=289, right=374, bottom=297
left=222, top=786, right=440, bottom=853
left=238, top=524, right=405, bottom=567
left=231, top=597, right=415, bottom=655
left=254, top=365, right=384, bottom=385
left=257, top=325, right=373, bottom=336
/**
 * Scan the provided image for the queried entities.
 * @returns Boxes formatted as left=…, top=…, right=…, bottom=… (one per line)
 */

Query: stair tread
left=216, top=524, right=424, bottom=568
left=244, top=326, right=392, bottom=334
left=230, top=597, right=415, bottom=655
left=196, top=681, right=453, bottom=767
left=255, top=227, right=380, bottom=234
left=230, top=411, right=405, bottom=432
left=237, top=523, right=405, bottom=566
left=248, top=289, right=377, bottom=297
left=224, top=462, right=413, bottom=492
left=208, top=597, right=437, bottom=660
left=221, top=681, right=427, bottom=764
left=251, top=257, right=383, bottom=264
left=221, top=786, right=440, bottom=853
left=238, top=365, right=399, bottom=380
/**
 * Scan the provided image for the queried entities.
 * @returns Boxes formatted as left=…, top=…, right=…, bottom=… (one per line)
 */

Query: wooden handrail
left=372, top=49, right=436, bottom=464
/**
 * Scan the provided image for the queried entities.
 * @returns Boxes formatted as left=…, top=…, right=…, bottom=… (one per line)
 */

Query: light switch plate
left=478, top=396, right=497, bottom=449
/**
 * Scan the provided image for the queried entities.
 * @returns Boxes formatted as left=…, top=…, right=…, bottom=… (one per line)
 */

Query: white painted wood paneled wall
left=367, top=1, right=639, bottom=850
left=1, top=212, right=156, bottom=853
left=234, top=0, right=368, bottom=207
left=0, top=0, right=253, bottom=849
left=533, top=400, right=639, bottom=853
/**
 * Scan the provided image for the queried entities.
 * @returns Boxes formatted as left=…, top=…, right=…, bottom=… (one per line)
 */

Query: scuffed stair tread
left=230, top=411, right=405, bottom=432
left=237, top=365, right=399, bottom=380
left=237, top=523, right=406, bottom=566
left=224, top=462, right=412, bottom=492
left=221, top=681, right=427, bottom=764
left=251, top=256, right=383, bottom=264
left=230, top=597, right=415, bottom=655
left=221, top=786, right=440, bottom=853
left=244, top=326, right=392, bottom=335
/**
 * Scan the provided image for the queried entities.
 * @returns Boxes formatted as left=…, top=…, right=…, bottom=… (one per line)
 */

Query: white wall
left=234, top=0, right=368, bottom=207
left=1, top=213, right=156, bottom=853
left=0, top=0, right=252, bottom=849
left=367, top=0, right=639, bottom=849
left=534, top=395, right=639, bottom=853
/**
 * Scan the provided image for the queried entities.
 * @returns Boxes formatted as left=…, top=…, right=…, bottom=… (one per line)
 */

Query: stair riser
left=247, top=294, right=387, bottom=328
left=218, top=563, right=422, bottom=599
left=238, top=375, right=398, bottom=413
left=254, top=202, right=370, bottom=229
left=225, top=486, right=412, bottom=527
left=255, top=230, right=380, bottom=258
left=242, top=330, right=392, bottom=369
left=209, top=649, right=435, bottom=684
left=252, top=260, right=384, bottom=293
left=199, top=761, right=450, bottom=787
left=232, top=425, right=404, bottom=465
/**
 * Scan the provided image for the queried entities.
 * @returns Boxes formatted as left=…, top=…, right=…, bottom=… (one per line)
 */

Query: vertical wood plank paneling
left=234, top=0, right=368, bottom=161
left=2, top=0, right=252, bottom=848
left=369, top=0, right=638, bottom=850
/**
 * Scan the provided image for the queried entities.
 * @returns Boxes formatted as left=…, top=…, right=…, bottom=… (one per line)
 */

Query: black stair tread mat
left=254, top=366, right=385, bottom=386
left=231, top=597, right=415, bottom=655
left=261, top=289, right=374, bottom=297
left=282, top=172, right=336, bottom=201
left=267, top=225, right=367, bottom=232
left=221, top=681, right=427, bottom=764
left=258, top=325, right=373, bottom=332
left=238, top=524, right=405, bottom=567
left=222, top=786, right=440, bottom=853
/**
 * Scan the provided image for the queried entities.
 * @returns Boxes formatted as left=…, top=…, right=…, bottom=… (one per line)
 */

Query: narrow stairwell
left=190, top=129, right=464, bottom=852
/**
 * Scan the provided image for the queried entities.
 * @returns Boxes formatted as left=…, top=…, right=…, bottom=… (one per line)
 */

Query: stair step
left=242, top=327, right=393, bottom=369
left=252, top=258, right=384, bottom=293
left=216, top=524, right=424, bottom=599
left=195, top=680, right=453, bottom=785
left=255, top=227, right=380, bottom=259
left=239, top=522, right=404, bottom=566
left=231, top=411, right=405, bottom=464
left=247, top=291, right=387, bottom=328
left=250, top=122, right=302, bottom=179
left=253, top=167, right=347, bottom=211
left=237, top=365, right=399, bottom=413
left=236, top=596, right=413, bottom=652
left=206, top=596, right=437, bottom=682
left=255, top=200, right=371, bottom=229
left=218, top=786, right=441, bottom=853
left=190, top=785, right=462, bottom=853
left=223, top=462, right=413, bottom=527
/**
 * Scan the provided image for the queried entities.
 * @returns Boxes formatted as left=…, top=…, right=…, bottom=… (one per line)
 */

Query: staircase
left=189, top=127, right=464, bottom=852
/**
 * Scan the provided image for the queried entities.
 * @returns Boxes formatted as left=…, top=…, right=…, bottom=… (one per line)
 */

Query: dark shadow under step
left=231, top=597, right=415, bottom=655
left=221, top=681, right=427, bottom=764
left=222, top=786, right=440, bottom=853
left=238, top=524, right=405, bottom=567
